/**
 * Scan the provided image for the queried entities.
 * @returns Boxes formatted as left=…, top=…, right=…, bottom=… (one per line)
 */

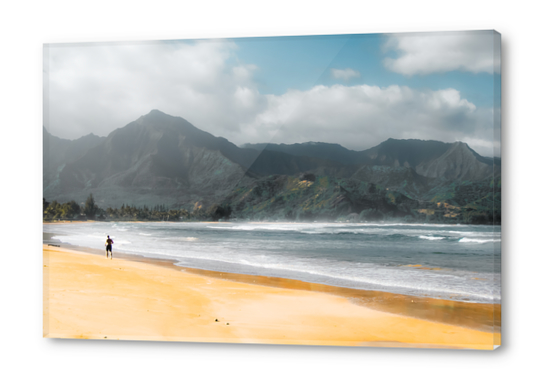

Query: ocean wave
left=449, top=231, right=499, bottom=237
left=113, top=239, right=131, bottom=245
left=419, top=236, right=445, bottom=240
left=164, top=237, right=199, bottom=242
left=431, top=251, right=470, bottom=256
left=43, top=221, right=500, bottom=303
left=206, top=224, right=498, bottom=239
left=206, top=225, right=300, bottom=232
left=459, top=238, right=501, bottom=244
left=170, top=258, right=499, bottom=303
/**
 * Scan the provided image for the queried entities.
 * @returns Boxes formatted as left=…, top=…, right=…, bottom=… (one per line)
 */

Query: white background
left=0, top=1, right=539, bottom=378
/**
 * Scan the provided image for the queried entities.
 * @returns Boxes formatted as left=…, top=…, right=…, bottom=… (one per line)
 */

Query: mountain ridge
left=43, top=110, right=500, bottom=224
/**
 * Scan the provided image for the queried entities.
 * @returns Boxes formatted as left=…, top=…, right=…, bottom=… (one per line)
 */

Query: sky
left=44, top=30, right=501, bottom=157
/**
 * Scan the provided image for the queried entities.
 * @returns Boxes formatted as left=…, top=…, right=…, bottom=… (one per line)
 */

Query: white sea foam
left=459, top=238, right=501, bottom=244
left=207, top=224, right=328, bottom=232
left=163, top=236, right=199, bottom=242
left=43, top=221, right=501, bottom=303
left=419, top=236, right=445, bottom=240
left=110, top=239, right=131, bottom=246
left=170, top=256, right=498, bottom=302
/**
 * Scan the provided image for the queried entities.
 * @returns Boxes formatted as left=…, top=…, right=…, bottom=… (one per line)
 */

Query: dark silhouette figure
left=105, top=235, right=114, bottom=259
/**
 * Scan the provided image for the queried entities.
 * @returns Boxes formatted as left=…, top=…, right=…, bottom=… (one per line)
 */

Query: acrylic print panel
left=43, top=30, right=501, bottom=349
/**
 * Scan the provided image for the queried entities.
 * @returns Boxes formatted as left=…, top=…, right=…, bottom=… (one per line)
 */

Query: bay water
left=44, top=222, right=501, bottom=304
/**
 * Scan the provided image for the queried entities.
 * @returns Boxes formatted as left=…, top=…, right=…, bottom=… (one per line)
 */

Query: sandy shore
left=43, top=245, right=500, bottom=349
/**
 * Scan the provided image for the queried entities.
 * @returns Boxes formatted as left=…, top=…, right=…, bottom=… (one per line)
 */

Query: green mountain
left=245, top=138, right=498, bottom=181
left=43, top=110, right=500, bottom=224
left=243, top=141, right=369, bottom=166
left=43, top=127, right=106, bottom=194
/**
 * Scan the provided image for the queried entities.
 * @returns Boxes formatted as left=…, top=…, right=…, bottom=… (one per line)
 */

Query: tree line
left=43, top=194, right=231, bottom=222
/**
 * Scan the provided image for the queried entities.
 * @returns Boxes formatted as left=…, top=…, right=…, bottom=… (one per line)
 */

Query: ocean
left=44, top=222, right=501, bottom=304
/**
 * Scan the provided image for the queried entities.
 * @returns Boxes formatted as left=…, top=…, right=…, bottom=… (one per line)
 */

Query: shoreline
left=43, top=236, right=501, bottom=334
left=43, top=219, right=501, bottom=226
left=43, top=243, right=500, bottom=348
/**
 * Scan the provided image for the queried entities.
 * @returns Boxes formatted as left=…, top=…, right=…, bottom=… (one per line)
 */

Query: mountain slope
left=359, top=138, right=450, bottom=168
left=47, top=111, right=251, bottom=207
left=43, top=127, right=106, bottom=193
left=245, top=138, right=499, bottom=182
left=43, top=110, right=500, bottom=223
left=243, top=142, right=370, bottom=166
left=415, top=142, right=495, bottom=181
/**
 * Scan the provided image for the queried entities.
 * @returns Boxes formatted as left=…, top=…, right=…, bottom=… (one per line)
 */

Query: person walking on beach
left=105, top=235, right=114, bottom=259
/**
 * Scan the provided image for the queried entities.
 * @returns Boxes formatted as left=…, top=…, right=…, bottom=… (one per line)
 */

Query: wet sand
left=43, top=245, right=501, bottom=349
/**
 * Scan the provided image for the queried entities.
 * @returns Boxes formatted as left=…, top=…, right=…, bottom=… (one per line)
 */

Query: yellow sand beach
left=43, top=245, right=500, bottom=349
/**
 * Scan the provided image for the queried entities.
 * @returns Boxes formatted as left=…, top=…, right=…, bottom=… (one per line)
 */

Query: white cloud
left=239, top=84, right=495, bottom=156
left=330, top=68, right=360, bottom=81
left=46, top=40, right=265, bottom=140
left=45, top=40, right=497, bottom=157
left=383, top=31, right=500, bottom=75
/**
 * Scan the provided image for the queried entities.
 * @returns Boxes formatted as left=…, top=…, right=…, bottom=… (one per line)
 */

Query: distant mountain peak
left=44, top=111, right=500, bottom=210
left=138, top=109, right=170, bottom=121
